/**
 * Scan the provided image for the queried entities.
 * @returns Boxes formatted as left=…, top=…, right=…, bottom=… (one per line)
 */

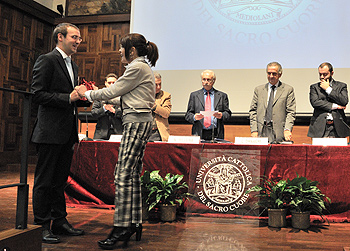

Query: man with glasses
left=31, top=23, right=85, bottom=244
left=185, top=70, right=231, bottom=141
left=307, top=62, right=350, bottom=138
left=249, top=62, right=296, bottom=144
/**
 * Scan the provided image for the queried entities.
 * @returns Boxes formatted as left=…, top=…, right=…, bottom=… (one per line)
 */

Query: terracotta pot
left=291, top=211, right=310, bottom=229
left=268, top=208, right=287, bottom=228
left=160, top=204, right=177, bottom=222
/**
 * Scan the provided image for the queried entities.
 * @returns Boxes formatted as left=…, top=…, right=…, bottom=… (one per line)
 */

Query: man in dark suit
left=185, top=70, right=231, bottom=140
left=31, top=23, right=85, bottom=244
left=91, top=73, right=123, bottom=140
left=307, top=62, right=350, bottom=138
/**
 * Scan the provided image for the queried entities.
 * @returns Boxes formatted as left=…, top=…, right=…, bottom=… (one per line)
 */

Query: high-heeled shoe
left=97, top=227, right=132, bottom=250
left=131, top=223, right=142, bottom=241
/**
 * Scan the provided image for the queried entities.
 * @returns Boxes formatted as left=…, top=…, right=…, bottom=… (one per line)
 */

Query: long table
left=66, top=141, right=350, bottom=221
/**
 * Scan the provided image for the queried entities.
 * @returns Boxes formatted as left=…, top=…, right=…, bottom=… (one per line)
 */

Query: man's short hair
left=201, top=70, right=216, bottom=81
left=266, top=62, right=283, bottom=74
left=154, top=72, right=161, bottom=80
left=105, top=73, right=118, bottom=81
left=319, top=62, right=333, bottom=72
left=53, top=23, right=79, bottom=44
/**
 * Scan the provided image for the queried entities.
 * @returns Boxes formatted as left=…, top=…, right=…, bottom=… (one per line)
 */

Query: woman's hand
left=75, top=85, right=88, bottom=98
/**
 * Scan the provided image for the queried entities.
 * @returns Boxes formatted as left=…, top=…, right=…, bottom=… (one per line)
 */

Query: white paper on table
left=200, top=110, right=217, bottom=116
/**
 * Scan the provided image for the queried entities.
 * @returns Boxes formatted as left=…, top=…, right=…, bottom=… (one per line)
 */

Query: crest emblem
left=207, top=0, right=302, bottom=25
left=203, top=163, right=245, bottom=205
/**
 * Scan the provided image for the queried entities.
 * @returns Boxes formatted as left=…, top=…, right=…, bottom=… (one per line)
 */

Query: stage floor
left=1, top=171, right=350, bottom=251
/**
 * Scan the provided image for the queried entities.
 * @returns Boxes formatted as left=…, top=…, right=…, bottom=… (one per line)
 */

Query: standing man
left=185, top=69, right=231, bottom=141
left=307, top=62, right=350, bottom=138
left=249, top=62, right=296, bottom=143
left=149, top=72, right=172, bottom=141
left=31, top=23, right=85, bottom=244
left=91, top=73, right=123, bottom=140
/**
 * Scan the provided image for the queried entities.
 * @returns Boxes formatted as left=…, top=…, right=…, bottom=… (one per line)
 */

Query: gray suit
left=249, top=81, right=296, bottom=143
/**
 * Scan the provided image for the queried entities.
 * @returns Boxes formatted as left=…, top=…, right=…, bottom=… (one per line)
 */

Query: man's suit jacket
left=153, top=90, right=171, bottom=141
left=91, top=100, right=123, bottom=140
left=249, top=82, right=296, bottom=143
left=307, top=80, right=350, bottom=138
left=31, top=48, right=80, bottom=144
left=185, top=88, right=231, bottom=139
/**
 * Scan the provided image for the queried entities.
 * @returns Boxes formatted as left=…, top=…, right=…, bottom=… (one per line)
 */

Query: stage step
left=0, top=225, right=42, bottom=251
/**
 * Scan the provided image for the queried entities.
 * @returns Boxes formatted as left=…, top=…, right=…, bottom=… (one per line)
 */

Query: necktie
left=265, top=85, right=276, bottom=123
left=65, top=57, right=74, bottom=87
left=204, top=91, right=211, bottom=128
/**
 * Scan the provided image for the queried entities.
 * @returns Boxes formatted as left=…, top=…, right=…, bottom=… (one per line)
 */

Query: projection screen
left=130, top=0, right=350, bottom=114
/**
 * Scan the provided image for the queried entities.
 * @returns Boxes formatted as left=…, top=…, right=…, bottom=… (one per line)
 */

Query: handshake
left=71, top=79, right=98, bottom=102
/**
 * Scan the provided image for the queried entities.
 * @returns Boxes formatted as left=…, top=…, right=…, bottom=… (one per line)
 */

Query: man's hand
left=75, top=85, right=88, bottom=98
left=251, top=131, right=258, bottom=137
left=284, top=130, right=292, bottom=141
left=337, top=105, right=346, bottom=110
left=320, top=79, right=330, bottom=90
left=104, top=104, right=115, bottom=113
left=70, top=90, right=81, bottom=102
left=194, top=113, right=204, bottom=120
left=213, top=111, right=222, bottom=119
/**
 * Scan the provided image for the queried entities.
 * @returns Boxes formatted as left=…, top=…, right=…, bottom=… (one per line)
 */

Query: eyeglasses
left=202, top=78, right=213, bottom=82
left=70, top=35, right=82, bottom=42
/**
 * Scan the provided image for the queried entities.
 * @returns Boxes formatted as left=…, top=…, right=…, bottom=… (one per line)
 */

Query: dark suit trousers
left=32, top=129, right=76, bottom=229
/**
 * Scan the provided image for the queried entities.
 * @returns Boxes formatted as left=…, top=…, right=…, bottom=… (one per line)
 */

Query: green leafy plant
left=141, top=170, right=190, bottom=211
left=246, top=176, right=292, bottom=209
left=286, top=173, right=331, bottom=215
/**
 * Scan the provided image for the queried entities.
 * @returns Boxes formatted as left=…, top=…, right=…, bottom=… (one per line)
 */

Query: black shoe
left=42, top=229, right=61, bottom=244
left=52, top=222, right=85, bottom=236
left=97, top=227, right=132, bottom=250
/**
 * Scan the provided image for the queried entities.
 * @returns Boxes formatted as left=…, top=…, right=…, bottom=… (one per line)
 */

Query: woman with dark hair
left=76, top=33, right=158, bottom=249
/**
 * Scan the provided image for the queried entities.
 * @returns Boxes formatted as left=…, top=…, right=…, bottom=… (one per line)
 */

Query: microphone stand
left=248, top=117, right=283, bottom=144
left=211, top=125, right=215, bottom=143
left=82, top=107, right=93, bottom=141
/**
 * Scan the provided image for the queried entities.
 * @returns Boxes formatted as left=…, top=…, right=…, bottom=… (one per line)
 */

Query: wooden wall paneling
left=74, top=23, right=129, bottom=86
left=0, top=3, right=12, bottom=43
left=0, top=48, right=5, bottom=152
left=98, top=52, right=122, bottom=84
left=79, top=123, right=312, bottom=145
left=11, top=10, right=32, bottom=46
left=8, top=46, right=31, bottom=84
left=0, top=2, right=56, bottom=167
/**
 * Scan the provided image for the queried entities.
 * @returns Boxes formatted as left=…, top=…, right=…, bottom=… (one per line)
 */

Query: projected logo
left=208, top=0, right=302, bottom=25
left=196, top=156, right=253, bottom=213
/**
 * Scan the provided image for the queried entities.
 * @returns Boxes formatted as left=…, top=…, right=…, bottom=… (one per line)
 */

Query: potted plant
left=246, top=176, right=292, bottom=227
left=286, top=174, right=331, bottom=229
left=142, top=170, right=190, bottom=222
left=140, top=170, right=154, bottom=220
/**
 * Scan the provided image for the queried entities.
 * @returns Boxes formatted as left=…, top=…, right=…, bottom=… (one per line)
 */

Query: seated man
left=149, top=72, right=172, bottom=141
left=185, top=70, right=231, bottom=141
left=91, top=73, right=123, bottom=140
left=307, top=62, right=350, bottom=138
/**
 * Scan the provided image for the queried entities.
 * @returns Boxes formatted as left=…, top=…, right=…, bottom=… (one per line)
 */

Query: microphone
left=247, top=117, right=292, bottom=144
left=82, top=107, right=93, bottom=141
